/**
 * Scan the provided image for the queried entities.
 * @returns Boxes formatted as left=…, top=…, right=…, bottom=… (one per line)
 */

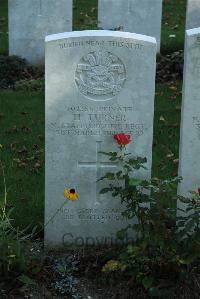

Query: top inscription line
left=59, top=40, right=143, bottom=50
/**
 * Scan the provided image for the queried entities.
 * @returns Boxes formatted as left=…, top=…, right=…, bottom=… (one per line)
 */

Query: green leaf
left=105, top=172, right=115, bottom=180
left=109, top=156, right=118, bottom=161
left=149, top=287, right=174, bottom=297
left=98, top=172, right=115, bottom=181
left=178, top=196, right=190, bottom=204
left=142, top=276, right=154, bottom=289
left=98, top=151, right=117, bottom=157
left=117, top=227, right=130, bottom=240
left=124, top=164, right=132, bottom=171
left=129, top=179, right=143, bottom=186
left=179, top=254, right=197, bottom=265
left=18, top=275, right=36, bottom=286
left=99, top=188, right=111, bottom=194
left=116, top=171, right=123, bottom=179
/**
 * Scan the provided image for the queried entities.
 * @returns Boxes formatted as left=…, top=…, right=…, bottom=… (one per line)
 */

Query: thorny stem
left=119, top=145, right=146, bottom=239
left=136, top=201, right=145, bottom=239
left=44, top=201, right=67, bottom=228
left=34, top=200, right=68, bottom=237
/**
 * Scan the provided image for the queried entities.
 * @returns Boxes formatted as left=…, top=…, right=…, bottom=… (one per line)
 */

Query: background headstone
left=98, top=0, right=162, bottom=52
left=178, top=27, right=200, bottom=199
left=8, top=0, right=72, bottom=65
left=186, top=0, right=200, bottom=30
left=45, top=30, right=157, bottom=246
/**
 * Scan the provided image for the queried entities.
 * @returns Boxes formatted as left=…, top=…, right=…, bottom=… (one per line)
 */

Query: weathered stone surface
left=186, top=0, right=200, bottom=30
left=8, top=0, right=72, bottom=65
left=98, top=0, right=162, bottom=51
left=178, top=28, right=200, bottom=198
left=45, top=30, right=156, bottom=246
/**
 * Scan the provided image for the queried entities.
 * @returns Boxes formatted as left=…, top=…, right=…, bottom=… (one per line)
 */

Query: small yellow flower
left=64, top=188, right=79, bottom=201
left=0, top=144, right=3, bottom=149
left=102, top=260, right=124, bottom=272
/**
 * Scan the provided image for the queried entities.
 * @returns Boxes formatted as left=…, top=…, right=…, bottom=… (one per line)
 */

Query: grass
left=73, top=0, right=98, bottom=30
left=161, top=0, right=187, bottom=52
left=0, top=91, right=44, bottom=229
left=153, top=83, right=182, bottom=179
left=0, top=0, right=186, bottom=55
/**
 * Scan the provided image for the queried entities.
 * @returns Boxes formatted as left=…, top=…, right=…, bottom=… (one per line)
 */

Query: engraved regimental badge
left=75, top=51, right=126, bottom=101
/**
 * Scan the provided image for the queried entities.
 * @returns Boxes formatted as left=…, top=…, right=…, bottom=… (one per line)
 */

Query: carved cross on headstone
left=78, top=141, right=118, bottom=202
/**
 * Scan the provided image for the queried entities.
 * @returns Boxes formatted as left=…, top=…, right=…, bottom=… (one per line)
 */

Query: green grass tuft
left=0, top=90, right=44, bottom=229
left=161, top=0, right=187, bottom=52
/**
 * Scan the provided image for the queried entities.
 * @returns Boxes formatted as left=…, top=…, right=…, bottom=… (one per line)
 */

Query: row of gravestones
left=9, top=0, right=198, bottom=66
left=8, top=0, right=200, bottom=246
left=8, top=0, right=199, bottom=64
left=9, top=0, right=163, bottom=65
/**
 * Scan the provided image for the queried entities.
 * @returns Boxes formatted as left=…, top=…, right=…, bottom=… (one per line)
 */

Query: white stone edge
left=186, top=27, right=200, bottom=36
left=45, top=30, right=156, bottom=45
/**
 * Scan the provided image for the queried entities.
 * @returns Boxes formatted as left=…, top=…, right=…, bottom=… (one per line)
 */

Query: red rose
left=198, top=188, right=200, bottom=196
left=114, top=133, right=132, bottom=146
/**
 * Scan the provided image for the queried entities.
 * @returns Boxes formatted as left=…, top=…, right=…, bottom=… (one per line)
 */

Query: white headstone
left=8, top=0, right=72, bottom=65
left=178, top=28, right=200, bottom=199
left=98, top=0, right=162, bottom=52
left=45, top=30, right=156, bottom=247
left=186, top=0, right=200, bottom=30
